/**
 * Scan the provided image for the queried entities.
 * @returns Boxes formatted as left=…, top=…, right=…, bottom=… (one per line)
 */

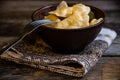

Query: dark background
left=0, top=0, right=120, bottom=80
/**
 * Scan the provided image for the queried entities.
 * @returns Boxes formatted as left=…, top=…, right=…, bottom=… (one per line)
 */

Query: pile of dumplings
left=44, top=1, right=103, bottom=29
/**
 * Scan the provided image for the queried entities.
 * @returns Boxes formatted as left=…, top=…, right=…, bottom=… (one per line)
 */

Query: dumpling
left=90, top=18, right=103, bottom=26
left=55, top=13, right=89, bottom=29
left=49, top=1, right=73, bottom=17
left=44, top=1, right=103, bottom=29
left=54, top=3, right=90, bottom=29
left=44, top=14, right=61, bottom=22
left=73, top=4, right=90, bottom=14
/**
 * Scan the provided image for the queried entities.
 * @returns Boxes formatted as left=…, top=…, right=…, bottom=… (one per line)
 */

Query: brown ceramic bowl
left=31, top=3, right=105, bottom=53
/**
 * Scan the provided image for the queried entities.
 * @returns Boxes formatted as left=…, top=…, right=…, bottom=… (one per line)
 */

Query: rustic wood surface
left=0, top=57, right=120, bottom=80
left=0, top=0, right=120, bottom=80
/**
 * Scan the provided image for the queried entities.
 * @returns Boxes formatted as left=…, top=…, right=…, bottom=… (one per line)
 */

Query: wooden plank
left=0, top=37, right=17, bottom=50
left=105, top=43, right=120, bottom=56
left=0, top=57, right=119, bottom=80
left=104, top=36, right=120, bottom=56
left=0, top=22, right=28, bottom=36
left=102, top=57, right=120, bottom=80
left=0, top=1, right=120, bottom=11
left=0, top=1, right=120, bottom=23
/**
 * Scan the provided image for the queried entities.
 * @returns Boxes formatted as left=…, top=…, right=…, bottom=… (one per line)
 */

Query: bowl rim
left=31, top=3, right=105, bottom=31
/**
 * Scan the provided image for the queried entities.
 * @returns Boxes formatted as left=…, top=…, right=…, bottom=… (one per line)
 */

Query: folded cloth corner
left=0, top=28, right=117, bottom=77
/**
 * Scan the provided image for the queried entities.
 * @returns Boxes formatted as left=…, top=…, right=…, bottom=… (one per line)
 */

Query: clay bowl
left=31, top=3, right=105, bottom=53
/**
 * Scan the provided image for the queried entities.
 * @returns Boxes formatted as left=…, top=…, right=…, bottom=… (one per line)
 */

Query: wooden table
left=0, top=0, right=120, bottom=80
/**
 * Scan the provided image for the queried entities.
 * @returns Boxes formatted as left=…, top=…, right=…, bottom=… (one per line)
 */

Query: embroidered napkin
left=0, top=28, right=117, bottom=77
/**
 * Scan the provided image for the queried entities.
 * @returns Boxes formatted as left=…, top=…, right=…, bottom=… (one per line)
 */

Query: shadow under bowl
left=31, top=3, right=105, bottom=53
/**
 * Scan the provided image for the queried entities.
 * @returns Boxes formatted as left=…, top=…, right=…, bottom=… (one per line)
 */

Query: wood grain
left=0, top=0, right=120, bottom=80
left=0, top=57, right=119, bottom=80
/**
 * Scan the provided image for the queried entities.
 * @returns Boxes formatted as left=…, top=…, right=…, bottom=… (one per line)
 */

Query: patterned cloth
left=0, top=28, right=117, bottom=77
